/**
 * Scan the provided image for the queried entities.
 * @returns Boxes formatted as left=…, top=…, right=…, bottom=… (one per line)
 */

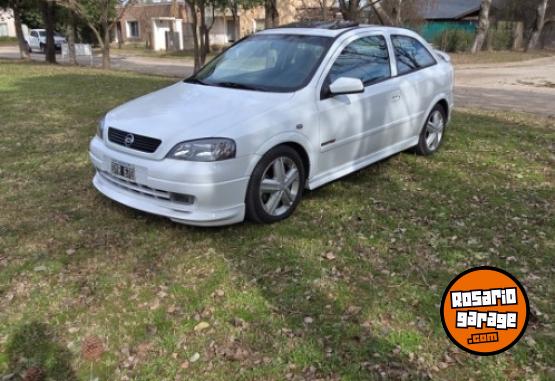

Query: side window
left=31, top=31, right=37, bottom=38
left=328, top=35, right=390, bottom=86
left=391, top=35, right=436, bottom=75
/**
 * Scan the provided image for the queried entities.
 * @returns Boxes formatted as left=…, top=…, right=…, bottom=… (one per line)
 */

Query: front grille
left=98, top=171, right=194, bottom=205
left=108, top=127, right=161, bottom=153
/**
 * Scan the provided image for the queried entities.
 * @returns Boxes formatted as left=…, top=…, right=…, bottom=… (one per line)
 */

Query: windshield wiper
left=184, top=77, right=208, bottom=85
left=213, top=81, right=263, bottom=91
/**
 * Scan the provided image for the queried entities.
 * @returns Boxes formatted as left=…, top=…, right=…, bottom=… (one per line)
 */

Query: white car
left=90, top=22, right=454, bottom=226
left=26, top=29, right=66, bottom=53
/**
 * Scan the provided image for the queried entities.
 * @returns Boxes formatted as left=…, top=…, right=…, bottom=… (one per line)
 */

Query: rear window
left=391, top=35, right=436, bottom=75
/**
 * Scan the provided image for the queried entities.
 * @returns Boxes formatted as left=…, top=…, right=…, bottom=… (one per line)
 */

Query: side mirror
left=329, top=77, right=364, bottom=96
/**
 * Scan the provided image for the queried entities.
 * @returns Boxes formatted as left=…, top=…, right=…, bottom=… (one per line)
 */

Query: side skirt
left=307, top=136, right=419, bottom=190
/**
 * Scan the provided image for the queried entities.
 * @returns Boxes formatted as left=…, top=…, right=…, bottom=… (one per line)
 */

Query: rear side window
left=391, top=35, right=436, bottom=75
left=328, top=35, right=391, bottom=86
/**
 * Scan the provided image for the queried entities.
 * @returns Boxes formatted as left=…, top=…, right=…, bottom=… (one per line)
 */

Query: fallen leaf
left=322, top=252, right=336, bottom=260
left=194, top=322, right=210, bottom=332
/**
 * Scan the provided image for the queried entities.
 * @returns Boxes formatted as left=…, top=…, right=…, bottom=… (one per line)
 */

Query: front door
left=29, top=31, right=40, bottom=50
left=317, top=34, right=402, bottom=174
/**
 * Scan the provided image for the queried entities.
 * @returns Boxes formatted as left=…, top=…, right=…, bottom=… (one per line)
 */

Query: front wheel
left=246, top=146, right=305, bottom=224
left=414, top=104, right=446, bottom=156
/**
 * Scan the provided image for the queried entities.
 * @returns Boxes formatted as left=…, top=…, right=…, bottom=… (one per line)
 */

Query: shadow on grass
left=5, top=321, right=77, bottom=381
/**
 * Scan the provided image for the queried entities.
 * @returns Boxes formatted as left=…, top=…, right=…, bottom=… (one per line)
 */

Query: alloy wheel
left=259, top=156, right=300, bottom=216
left=425, top=110, right=445, bottom=151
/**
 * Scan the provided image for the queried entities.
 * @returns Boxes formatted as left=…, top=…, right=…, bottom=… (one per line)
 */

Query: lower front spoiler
left=93, top=172, right=246, bottom=227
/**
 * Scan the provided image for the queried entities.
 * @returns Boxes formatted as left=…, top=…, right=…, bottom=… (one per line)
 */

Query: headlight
left=97, top=116, right=106, bottom=138
left=167, top=138, right=236, bottom=162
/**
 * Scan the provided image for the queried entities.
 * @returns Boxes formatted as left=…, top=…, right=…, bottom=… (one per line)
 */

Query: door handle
left=392, top=94, right=401, bottom=102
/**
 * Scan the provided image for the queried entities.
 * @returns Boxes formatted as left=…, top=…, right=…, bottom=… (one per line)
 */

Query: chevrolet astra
left=89, top=22, right=454, bottom=226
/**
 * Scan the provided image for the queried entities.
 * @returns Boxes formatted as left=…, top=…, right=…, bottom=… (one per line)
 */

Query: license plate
left=111, top=161, right=135, bottom=181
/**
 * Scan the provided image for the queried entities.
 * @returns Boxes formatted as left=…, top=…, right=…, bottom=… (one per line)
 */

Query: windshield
left=188, top=34, right=333, bottom=92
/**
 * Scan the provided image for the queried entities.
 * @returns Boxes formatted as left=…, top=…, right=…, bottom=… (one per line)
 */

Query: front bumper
left=89, top=137, right=252, bottom=226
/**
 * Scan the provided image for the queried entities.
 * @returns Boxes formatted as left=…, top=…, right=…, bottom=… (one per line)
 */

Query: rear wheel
left=246, top=146, right=305, bottom=224
left=414, top=104, right=446, bottom=156
left=40, top=43, right=45, bottom=54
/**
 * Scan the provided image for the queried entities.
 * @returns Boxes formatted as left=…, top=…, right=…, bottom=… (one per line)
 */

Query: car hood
left=105, top=82, right=294, bottom=159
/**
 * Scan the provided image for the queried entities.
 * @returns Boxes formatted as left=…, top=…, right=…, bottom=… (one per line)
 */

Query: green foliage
left=433, top=29, right=474, bottom=52
left=487, top=27, right=513, bottom=50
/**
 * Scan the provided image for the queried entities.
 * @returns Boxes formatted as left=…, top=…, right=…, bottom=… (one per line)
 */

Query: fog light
left=170, top=193, right=195, bottom=205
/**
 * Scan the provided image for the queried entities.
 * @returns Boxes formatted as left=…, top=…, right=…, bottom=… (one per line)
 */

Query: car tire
left=414, top=104, right=447, bottom=156
left=40, top=43, right=45, bottom=54
left=246, top=145, right=306, bottom=224
left=26, top=43, right=32, bottom=53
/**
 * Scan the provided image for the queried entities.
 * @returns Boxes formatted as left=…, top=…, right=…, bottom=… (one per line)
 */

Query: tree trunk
left=371, top=1, right=394, bottom=25
left=12, top=4, right=30, bottom=60
left=231, top=4, right=238, bottom=40
left=199, top=3, right=207, bottom=64
left=512, top=21, right=524, bottom=50
left=339, top=0, right=360, bottom=21
left=526, top=0, right=549, bottom=51
left=99, top=2, right=112, bottom=70
left=168, top=0, right=178, bottom=51
left=186, top=0, right=201, bottom=71
left=392, top=0, right=403, bottom=26
left=264, top=0, right=278, bottom=28
left=102, top=26, right=111, bottom=69
left=471, top=0, right=493, bottom=53
left=67, top=11, right=77, bottom=65
left=43, top=0, right=57, bottom=64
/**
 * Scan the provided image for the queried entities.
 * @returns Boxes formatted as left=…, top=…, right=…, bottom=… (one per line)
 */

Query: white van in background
left=25, top=29, right=66, bottom=53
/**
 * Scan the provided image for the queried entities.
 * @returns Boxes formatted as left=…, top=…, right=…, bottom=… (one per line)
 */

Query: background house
left=419, top=0, right=486, bottom=41
left=0, top=8, right=16, bottom=38
left=116, top=0, right=266, bottom=51
left=115, top=0, right=327, bottom=52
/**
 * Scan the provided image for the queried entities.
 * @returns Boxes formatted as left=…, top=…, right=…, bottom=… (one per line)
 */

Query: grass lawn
left=0, top=37, right=18, bottom=46
left=450, top=50, right=554, bottom=65
left=0, top=61, right=553, bottom=381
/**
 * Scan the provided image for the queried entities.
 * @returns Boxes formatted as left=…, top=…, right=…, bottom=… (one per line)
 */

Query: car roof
left=30, top=29, right=46, bottom=32
left=259, top=23, right=418, bottom=39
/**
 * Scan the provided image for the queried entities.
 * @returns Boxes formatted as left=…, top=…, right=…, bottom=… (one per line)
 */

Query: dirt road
left=1, top=45, right=553, bottom=117
left=454, top=56, right=555, bottom=117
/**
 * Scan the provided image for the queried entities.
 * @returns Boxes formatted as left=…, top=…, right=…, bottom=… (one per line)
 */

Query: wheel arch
left=248, top=133, right=315, bottom=183
left=423, top=94, right=451, bottom=128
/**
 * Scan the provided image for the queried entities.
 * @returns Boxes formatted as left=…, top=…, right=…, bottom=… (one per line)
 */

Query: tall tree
left=264, top=0, right=278, bottom=27
left=337, top=0, right=394, bottom=24
left=471, top=0, right=493, bottom=53
left=0, top=0, right=32, bottom=59
left=42, top=0, right=56, bottom=63
left=66, top=9, right=77, bottom=64
left=57, top=0, right=134, bottom=69
left=527, top=0, right=550, bottom=50
left=185, top=0, right=201, bottom=70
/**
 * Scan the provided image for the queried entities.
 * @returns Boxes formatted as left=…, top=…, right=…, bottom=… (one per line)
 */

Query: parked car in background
left=89, top=21, right=454, bottom=227
left=26, top=29, right=66, bottom=53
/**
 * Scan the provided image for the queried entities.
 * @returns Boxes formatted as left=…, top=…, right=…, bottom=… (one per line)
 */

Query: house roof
left=420, top=0, right=483, bottom=20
